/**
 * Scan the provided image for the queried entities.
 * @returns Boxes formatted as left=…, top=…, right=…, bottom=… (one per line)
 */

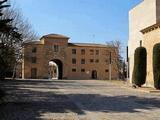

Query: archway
left=49, top=61, right=58, bottom=79
left=91, top=70, right=97, bottom=79
left=49, top=59, right=63, bottom=79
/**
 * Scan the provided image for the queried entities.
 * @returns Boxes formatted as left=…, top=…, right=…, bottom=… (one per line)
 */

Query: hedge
left=132, top=47, right=147, bottom=87
left=153, top=43, right=160, bottom=89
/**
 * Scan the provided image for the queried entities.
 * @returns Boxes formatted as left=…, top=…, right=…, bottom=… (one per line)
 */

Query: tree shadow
left=0, top=79, right=84, bottom=119
left=67, top=94, right=160, bottom=113
left=0, top=79, right=160, bottom=119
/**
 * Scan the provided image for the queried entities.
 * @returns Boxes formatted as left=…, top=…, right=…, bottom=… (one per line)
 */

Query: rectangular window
left=31, top=68, right=37, bottom=78
left=81, top=49, right=85, bottom=55
left=32, top=47, right=37, bottom=53
left=90, top=49, right=94, bottom=55
left=81, top=69, right=85, bottom=72
left=72, top=49, right=76, bottom=54
left=72, top=68, right=76, bottom=72
left=105, top=69, right=109, bottom=72
left=72, top=58, right=76, bottom=64
left=95, top=59, right=99, bottom=63
left=54, top=45, right=59, bottom=52
left=96, top=50, right=99, bottom=55
left=81, top=59, right=85, bottom=64
left=90, top=59, right=94, bottom=63
left=32, top=57, right=37, bottom=63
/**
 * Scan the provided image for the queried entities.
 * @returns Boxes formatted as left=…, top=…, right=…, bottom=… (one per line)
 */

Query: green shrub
left=132, top=47, right=147, bottom=87
left=153, top=43, right=160, bottom=89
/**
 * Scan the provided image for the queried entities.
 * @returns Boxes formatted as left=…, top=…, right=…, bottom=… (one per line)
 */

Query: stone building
left=22, top=34, right=118, bottom=80
left=128, top=0, right=160, bottom=87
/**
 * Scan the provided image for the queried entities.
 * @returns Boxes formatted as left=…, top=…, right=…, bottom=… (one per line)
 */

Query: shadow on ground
left=0, top=79, right=160, bottom=119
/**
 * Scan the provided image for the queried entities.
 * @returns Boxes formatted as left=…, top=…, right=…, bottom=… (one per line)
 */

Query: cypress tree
left=153, top=43, right=160, bottom=89
left=132, top=47, right=147, bottom=87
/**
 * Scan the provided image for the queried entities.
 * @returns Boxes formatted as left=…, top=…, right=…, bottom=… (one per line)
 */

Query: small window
left=72, top=49, right=76, bottom=54
left=72, top=58, right=76, bottom=64
left=105, top=69, right=109, bottom=72
left=32, top=47, right=37, bottom=53
left=32, top=57, right=36, bottom=63
left=31, top=68, right=37, bottom=78
left=90, top=59, right=94, bottom=63
left=81, top=69, right=85, bottom=72
left=90, top=49, right=94, bottom=55
left=96, top=50, right=99, bottom=55
left=54, top=45, right=59, bottom=52
left=72, top=68, right=76, bottom=72
left=81, top=59, right=85, bottom=64
left=81, top=49, right=85, bottom=55
left=95, top=59, right=99, bottom=63
left=105, top=59, right=109, bottom=64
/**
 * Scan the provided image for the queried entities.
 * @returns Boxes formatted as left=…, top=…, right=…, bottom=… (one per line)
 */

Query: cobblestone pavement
left=0, top=79, right=160, bottom=120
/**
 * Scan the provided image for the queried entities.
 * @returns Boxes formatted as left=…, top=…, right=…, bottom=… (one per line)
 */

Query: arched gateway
left=49, top=59, right=63, bottom=79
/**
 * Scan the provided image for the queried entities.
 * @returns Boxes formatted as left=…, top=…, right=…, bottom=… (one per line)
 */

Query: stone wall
left=128, top=0, right=157, bottom=82
left=142, top=26, right=160, bottom=87
left=22, top=35, right=119, bottom=80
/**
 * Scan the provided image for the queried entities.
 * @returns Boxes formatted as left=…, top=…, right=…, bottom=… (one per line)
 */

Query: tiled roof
left=68, top=43, right=109, bottom=48
left=23, top=40, right=43, bottom=45
left=40, top=34, right=69, bottom=39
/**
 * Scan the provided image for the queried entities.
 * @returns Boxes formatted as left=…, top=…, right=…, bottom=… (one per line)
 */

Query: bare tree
left=0, top=1, right=39, bottom=79
left=2, top=5, right=39, bottom=41
left=106, top=40, right=126, bottom=80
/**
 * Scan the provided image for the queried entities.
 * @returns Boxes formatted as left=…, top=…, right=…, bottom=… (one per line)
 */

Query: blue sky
left=12, top=0, right=142, bottom=58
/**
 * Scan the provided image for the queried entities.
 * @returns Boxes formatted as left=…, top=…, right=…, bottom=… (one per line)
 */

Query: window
left=54, top=45, right=59, bottom=52
left=72, top=68, right=76, bottom=72
left=90, top=49, right=94, bottom=55
left=32, top=47, right=37, bottom=53
left=31, top=68, right=37, bottom=78
left=81, top=49, right=85, bottom=55
left=105, top=69, right=109, bottom=72
left=72, top=58, right=76, bottom=64
left=95, top=59, right=99, bottom=63
left=81, top=69, right=85, bottom=72
left=32, top=57, right=36, bottom=63
left=81, top=59, right=85, bottom=64
left=105, top=59, right=110, bottom=64
left=96, top=50, right=99, bottom=55
left=72, top=49, right=76, bottom=54
left=90, top=59, right=94, bottom=63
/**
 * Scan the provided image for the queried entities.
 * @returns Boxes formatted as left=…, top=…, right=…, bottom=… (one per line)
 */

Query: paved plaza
left=0, top=79, right=160, bottom=120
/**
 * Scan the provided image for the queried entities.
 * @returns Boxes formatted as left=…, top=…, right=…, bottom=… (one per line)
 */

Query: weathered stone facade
left=22, top=34, right=118, bottom=80
left=141, top=23, right=160, bottom=87
left=128, top=0, right=160, bottom=87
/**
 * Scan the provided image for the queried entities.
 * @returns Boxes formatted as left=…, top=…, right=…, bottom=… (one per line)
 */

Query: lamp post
left=126, top=46, right=129, bottom=80
left=109, top=51, right=112, bottom=80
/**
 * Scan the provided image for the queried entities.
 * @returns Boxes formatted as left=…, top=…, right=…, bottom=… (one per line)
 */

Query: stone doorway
left=91, top=70, right=97, bottom=79
left=31, top=68, right=37, bottom=79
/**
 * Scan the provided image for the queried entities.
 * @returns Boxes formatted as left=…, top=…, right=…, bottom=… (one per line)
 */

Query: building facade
left=141, top=23, right=160, bottom=87
left=22, top=34, right=118, bottom=80
left=128, top=0, right=160, bottom=87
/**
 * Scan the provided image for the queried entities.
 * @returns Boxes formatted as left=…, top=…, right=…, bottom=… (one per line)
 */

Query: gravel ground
left=0, top=79, right=160, bottom=120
